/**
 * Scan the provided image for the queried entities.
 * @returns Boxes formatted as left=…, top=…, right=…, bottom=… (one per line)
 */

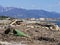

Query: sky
left=0, top=0, right=60, bottom=13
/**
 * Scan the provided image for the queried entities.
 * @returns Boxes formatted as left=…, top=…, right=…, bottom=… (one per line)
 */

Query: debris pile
left=0, top=19, right=60, bottom=45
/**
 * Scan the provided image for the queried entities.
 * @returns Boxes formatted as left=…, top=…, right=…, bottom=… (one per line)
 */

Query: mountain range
left=0, top=6, right=60, bottom=18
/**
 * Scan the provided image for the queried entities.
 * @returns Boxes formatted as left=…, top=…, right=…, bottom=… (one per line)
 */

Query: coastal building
left=39, top=18, right=45, bottom=21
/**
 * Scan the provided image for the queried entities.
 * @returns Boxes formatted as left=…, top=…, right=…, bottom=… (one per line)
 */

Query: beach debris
left=26, top=25, right=34, bottom=28
left=0, top=41, right=11, bottom=45
left=50, top=25, right=59, bottom=31
left=34, top=36, right=58, bottom=42
left=4, top=28, right=11, bottom=34
left=0, top=41, right=25, bottom=45
left=4, top=28, right=30, bottom=37
left=10, top=19, right=23, bottom=26
left=58, top=43, right=60, bottom=45
left=13, top=29, right=30, bottom=37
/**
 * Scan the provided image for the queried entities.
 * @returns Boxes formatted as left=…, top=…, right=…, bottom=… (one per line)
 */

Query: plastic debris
left=13, top=29, right=29, bottom=37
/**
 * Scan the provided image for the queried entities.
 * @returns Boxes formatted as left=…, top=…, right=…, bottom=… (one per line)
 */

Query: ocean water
left=50, top=21, right=60, bottom=27
left=54, top=21, right=60, bottom=27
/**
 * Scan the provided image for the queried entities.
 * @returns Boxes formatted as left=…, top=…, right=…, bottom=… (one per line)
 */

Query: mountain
left=0, top=6, right=60, bottom=18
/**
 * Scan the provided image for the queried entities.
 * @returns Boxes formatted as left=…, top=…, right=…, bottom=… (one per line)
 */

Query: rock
left=50, top=25, right=59, bottom=31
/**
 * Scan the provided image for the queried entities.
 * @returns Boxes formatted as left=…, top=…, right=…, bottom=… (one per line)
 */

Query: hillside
left=0, top=6, right=60, bottom=18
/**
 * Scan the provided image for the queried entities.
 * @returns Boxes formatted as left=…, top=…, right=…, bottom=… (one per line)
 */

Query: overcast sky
left=0, top=0, right=60, bottom=13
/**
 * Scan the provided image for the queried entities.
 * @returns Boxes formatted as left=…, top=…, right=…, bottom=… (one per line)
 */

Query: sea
left=54, top=21, right=60, bottom=27
left=49, top=21, right=60, bottom=27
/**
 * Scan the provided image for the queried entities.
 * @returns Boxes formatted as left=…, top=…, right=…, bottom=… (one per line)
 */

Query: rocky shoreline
left=0, top=18, right=60, bottom=45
